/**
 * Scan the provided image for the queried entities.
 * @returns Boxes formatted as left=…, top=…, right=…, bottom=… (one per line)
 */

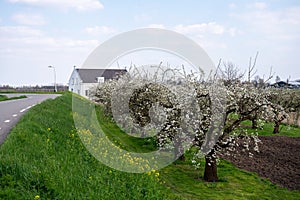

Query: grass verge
left=0, top=92, right=176, bottom=199
left=0, top=95, right=27, bottom=102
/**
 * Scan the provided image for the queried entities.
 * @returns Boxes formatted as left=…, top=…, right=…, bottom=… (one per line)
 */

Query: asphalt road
left=0, top=94, right=61, bottom=145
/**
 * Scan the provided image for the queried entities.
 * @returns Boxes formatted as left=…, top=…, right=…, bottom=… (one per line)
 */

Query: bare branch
left=264, top=66, right=275, bottom=83
left=248, top=51, right=259, bottom=82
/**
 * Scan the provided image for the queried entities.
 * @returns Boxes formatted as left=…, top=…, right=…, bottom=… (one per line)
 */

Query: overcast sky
left=0, top=0, right=299, bottom=86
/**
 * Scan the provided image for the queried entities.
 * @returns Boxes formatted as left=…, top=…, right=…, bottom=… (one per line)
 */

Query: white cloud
left=0, top=25, right=99, bottom=53
left=0, top=25, right=100, bottom=85
left=84, top=26, right=116, bottom=35
left=252, top=2, right=268, bottom=10
left=174, top=22, right=225, bottom=36
left=147, top=24, right=166, bottom=29
left=227, top=27, right=243, bottom=37
left=229, top=3, right=237, bottom=9
left=232, top=6, right=300, bottom=40
left=227, top=5, right=300, bottom=81
left=8, top=0, right=104, bottom=11
left=145, top=23, right=229, bottom=50
left=134, top=14, right=151, bottom=22
left=145, top=23, right=233, bottom=49
left=12, top=13, right=46, bottom=26
left=0, top=26, right=43, bottom=37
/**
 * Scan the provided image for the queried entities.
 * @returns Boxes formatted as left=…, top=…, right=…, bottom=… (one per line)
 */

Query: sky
left=0, top=0, right=299, bottom=86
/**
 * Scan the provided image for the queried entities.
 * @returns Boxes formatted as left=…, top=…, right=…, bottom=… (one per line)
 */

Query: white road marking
left=4, top=120, right=10, bottom=123
left=12, top=114, right=18, bottom=117
left=20, top=109, right=26, bottom=113
left=19, top=104, right=35, bottom=113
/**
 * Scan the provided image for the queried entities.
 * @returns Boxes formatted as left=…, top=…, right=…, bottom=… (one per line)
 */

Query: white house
left=68, top=68, right=127, bottom=98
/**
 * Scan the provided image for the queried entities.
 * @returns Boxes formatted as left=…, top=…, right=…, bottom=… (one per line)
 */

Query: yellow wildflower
left=34, top=195, right=40, bottom=200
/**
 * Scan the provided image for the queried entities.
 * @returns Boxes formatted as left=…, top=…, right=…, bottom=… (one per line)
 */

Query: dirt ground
left=221, top=136, right=300, bottom=190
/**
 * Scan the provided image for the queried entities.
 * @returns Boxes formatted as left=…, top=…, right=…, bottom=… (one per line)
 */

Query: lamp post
left=48, top=65, right=57, bottom=92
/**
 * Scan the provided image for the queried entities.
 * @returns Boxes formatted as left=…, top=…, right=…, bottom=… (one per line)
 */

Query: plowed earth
left=222, top=136, right=300, bottom=190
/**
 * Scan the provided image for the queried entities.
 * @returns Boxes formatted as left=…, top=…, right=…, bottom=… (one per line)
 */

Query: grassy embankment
left=0, top=92, right=299, bottom=199
left=0, top=95, right=27, bottom=102
left=0, top=93, right=175, bottom=199
left=0, top=91, right=64, bottom=94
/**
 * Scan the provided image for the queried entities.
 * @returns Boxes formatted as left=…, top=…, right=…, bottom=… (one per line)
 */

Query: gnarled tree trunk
left=174, top=136, right=185, bottom=161
left=251, top=118, right=258, bottom=129
left=273, top=121, right=280, bottom=134
left=204, top=151, right=218, bottom=182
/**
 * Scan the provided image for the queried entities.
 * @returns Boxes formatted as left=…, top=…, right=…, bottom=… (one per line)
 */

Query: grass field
left=239, top=119, right=300, bottom=137
left=0, top=94, right=27, bottom=102
left=0, top=92, right=299, bottom=199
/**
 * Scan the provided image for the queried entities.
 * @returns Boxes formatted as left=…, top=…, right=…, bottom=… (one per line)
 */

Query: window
left=85, top=90, right=89, bottom=97
left=96, top=77, right=104, bottom=83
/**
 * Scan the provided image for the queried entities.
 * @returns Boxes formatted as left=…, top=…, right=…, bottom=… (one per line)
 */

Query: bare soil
left=221, top=136, right=300, bottom=190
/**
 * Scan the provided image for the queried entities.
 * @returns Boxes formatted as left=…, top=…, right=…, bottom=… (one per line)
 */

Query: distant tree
left=219, top=61, right=244, bottom=86
left=269, top=89, right=300, bottom=133
left=252, top=75, right=265, bottom=88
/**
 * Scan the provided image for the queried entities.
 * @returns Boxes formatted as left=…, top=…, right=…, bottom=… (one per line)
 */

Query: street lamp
left=48, top=65, right=57, bottom=92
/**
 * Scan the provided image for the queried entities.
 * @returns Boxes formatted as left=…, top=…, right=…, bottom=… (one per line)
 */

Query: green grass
left=0, top=92, right=176, bottom=199
left=95, top=106, right=158, bottom=153
left=0, top=95, right=27, bottom=102
left=0, top=91, right=64, bottom=94
left=160, top=156, right=300, bottom=200
left=0, top=92, right=299, bottom=199
left=240, top=120, right=300, bottom=137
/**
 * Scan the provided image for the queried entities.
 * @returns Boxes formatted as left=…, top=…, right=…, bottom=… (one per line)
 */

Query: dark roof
left=270, top=81, right=300, bottom=89
left=76, top=69, right=127, bottom=83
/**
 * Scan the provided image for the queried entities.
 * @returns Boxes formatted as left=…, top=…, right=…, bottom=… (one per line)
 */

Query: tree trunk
left=251, top=118, right=258, bottom=129
left=204, top=154, right=218, bottom=182
left=174, top=137, right=185, bottom=161
left=273, top=121, right=280, bottom=134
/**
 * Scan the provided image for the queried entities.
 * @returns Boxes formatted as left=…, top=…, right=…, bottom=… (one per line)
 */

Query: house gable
left=76, top=69, right=127, bottom=83
left=68, top=68, right=127, bottom=98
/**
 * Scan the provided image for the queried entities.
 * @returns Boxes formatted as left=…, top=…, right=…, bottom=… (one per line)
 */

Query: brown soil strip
left=221, top=136, right=300, bottom=190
